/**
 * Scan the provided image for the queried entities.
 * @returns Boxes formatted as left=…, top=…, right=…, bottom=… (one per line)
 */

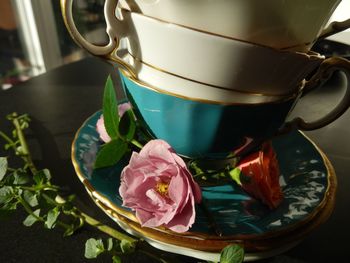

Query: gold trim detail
left=127, top=52, right=301, bottom=98
left=119, top=8, right=312, bottom=52
left=88, top=174, right=335, bottom=253
left=120, top=68, right=301, bottom=106
left=71, top=117, right=336, bottom=246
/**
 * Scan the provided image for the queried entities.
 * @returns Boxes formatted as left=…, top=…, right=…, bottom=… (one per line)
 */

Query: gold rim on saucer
left=71, top=114, right=337, bottom=245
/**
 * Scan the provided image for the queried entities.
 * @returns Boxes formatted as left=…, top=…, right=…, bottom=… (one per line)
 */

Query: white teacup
left=122, top=53, right=300, bottom=105
left=118, top=0, right=350, bottom=50
left=62, top=2, right=324, bottom=97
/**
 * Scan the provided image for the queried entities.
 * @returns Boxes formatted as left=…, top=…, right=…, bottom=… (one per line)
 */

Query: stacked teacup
left=62, top=0, right=350, bottom=159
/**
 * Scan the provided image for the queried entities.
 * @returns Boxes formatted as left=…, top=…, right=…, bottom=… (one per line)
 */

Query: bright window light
left=12, top=0, right=46, bottom=76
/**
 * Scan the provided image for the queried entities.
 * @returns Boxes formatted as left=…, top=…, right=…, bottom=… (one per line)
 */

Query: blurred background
left=1, top=0, right=350, bottom=90
left=0, top=0, right=108, bottom=90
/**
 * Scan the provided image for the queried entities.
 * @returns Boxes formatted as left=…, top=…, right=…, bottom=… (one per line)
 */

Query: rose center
left=156, top=181, right=169, bottom=196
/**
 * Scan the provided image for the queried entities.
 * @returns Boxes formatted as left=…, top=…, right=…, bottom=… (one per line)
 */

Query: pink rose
left=119, top=140, right=202, bottom=233
left=96, top=102, right=132, bottom=143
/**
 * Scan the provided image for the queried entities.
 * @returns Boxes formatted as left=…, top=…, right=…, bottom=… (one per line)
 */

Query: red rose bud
left=230, top=141, right=283, bottom=209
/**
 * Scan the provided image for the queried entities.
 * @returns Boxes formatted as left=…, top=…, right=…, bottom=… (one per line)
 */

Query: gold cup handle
left=286, top=57, right=350, bottom=131
left=60, top=0, right=135, bottom=75
left=317, top=18, right=350, bottom=41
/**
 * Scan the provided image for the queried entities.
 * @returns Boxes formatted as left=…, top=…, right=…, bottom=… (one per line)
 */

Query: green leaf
left=1, top=200, right=18, bottom=211
left=45, top=207, right=60, bottom=229
left=0, top=157, right=7, bottom=181
left=120, top=239, right=135, bottom=254
left=94, top=139, right=128, bottom=169
left=103, top=75, right=119, bottom=140
left=0, top=186, right=14, bottom=204
left=33, top=169, right=51, bottom=185
left=107, top=238, right=114, bottom=251
left=229, top=168, right=242, bottom=186
left=112, top=256, right=122, bottom=263
left=14, top=172, right=30, bottom=185
left=85, top=238, right=105, bottom=259
left=220, top=244, right=244, bottom=263
left=23, top=190, right=38, bottom=207
left=23, top=209, right=41, bottom=227
left=119, top=110, right=136, bottom=141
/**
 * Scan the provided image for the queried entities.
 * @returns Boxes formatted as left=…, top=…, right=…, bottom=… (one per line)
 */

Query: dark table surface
left=1, top=44, right=350, bottom=262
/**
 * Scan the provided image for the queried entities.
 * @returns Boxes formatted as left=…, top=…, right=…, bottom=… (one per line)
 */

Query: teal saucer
left=72, top=111, right=335, bottom=242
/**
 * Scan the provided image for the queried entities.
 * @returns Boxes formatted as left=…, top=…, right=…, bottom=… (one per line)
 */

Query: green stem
left=56, top=218, right=74, bottom=230
left=42, top=192, right=137, bottom=244
left=20, top=185, right=60, bottom=192
left=19, top=195, right=71, bottom=230
left=18, top=196, right=43, bottom=222
left=4, top=112, right=140, bottom=250
left=130, top=139, right=143, bottom=150
left=80, top=211, right=137, bottom=244
left=0, top=131, right=16, bottom=150
left=41, top=192, right=60, bottom=206
left=11, top=116, right=37, bottom=175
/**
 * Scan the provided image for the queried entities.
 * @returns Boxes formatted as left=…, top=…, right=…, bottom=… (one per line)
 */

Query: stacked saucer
left=71, top=112, right=336, bottom=261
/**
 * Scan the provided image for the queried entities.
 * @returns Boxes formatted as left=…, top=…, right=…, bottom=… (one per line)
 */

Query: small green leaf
left=33, top=169, right=51, bottom=185
left=23, top=209, right=41, bottom=227
left=107, top=238, right=114, bottom=251
left=45, top=207, right=60, bottom=229
left=0, top=157, right=7, bottom=181
left=14, top=172, right=30, bottom=185
left=220, top=244, right=244, bottom=263
left=0, top=186, right=14, bottom=204
left=43, top=169, right=51, bottom=181
left=85, top=238, right=105, bottom=259
left=23, top=190, right=38, bottom=207
left=229, top=167, right=242, bottom=186
left=103, top=75, right=119, bottom=139
left=112, top=256, right=122, bottom=263
left=1, top=200, right=18, bottom=211
left=120, top=239, right=135, bottom=254
left=119, top=110, right=136, bottom=141
left=94, top=139, right=128, bottom=169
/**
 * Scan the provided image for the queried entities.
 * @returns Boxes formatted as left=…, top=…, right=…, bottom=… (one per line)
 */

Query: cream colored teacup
left=61, top=1, right=325, bottom=97
left=118, top=0, right=350, bottom=51
left=122, top=53, right=301, bottom=105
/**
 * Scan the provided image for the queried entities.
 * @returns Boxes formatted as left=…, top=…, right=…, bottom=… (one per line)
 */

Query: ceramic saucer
left=71, top=111, right=336, bottom=261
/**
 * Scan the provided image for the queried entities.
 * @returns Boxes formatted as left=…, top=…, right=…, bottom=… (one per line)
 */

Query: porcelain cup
left=121, top=53, right=298, bottom=105
left=62, top=0, right=350, bottom=52
left=119, top=0, right=350, bottom=51
left=62, top=1, right=325, bottom=97
left=119, top=56, right=350, bottom=158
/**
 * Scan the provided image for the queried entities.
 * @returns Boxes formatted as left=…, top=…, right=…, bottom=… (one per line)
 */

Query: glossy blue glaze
left=72, top=111, right=331, bottom=237
left=119, top=71, right=296, bottom=158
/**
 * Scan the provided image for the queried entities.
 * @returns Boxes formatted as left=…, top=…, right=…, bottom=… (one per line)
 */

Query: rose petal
left=118, top=102, right=132, bottom=117
left=118, top=139, right=202, bottom=232
left=165, top=195, right=196, bottom=233
left=96, top=116, right=111, bottom=143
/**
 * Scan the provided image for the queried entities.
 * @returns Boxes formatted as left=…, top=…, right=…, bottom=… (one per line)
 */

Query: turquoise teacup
left=119, top=57, right=350, bottom=159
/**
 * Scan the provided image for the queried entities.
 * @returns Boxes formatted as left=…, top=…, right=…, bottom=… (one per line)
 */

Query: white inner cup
left=119, top=0, right=347, bottom=50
